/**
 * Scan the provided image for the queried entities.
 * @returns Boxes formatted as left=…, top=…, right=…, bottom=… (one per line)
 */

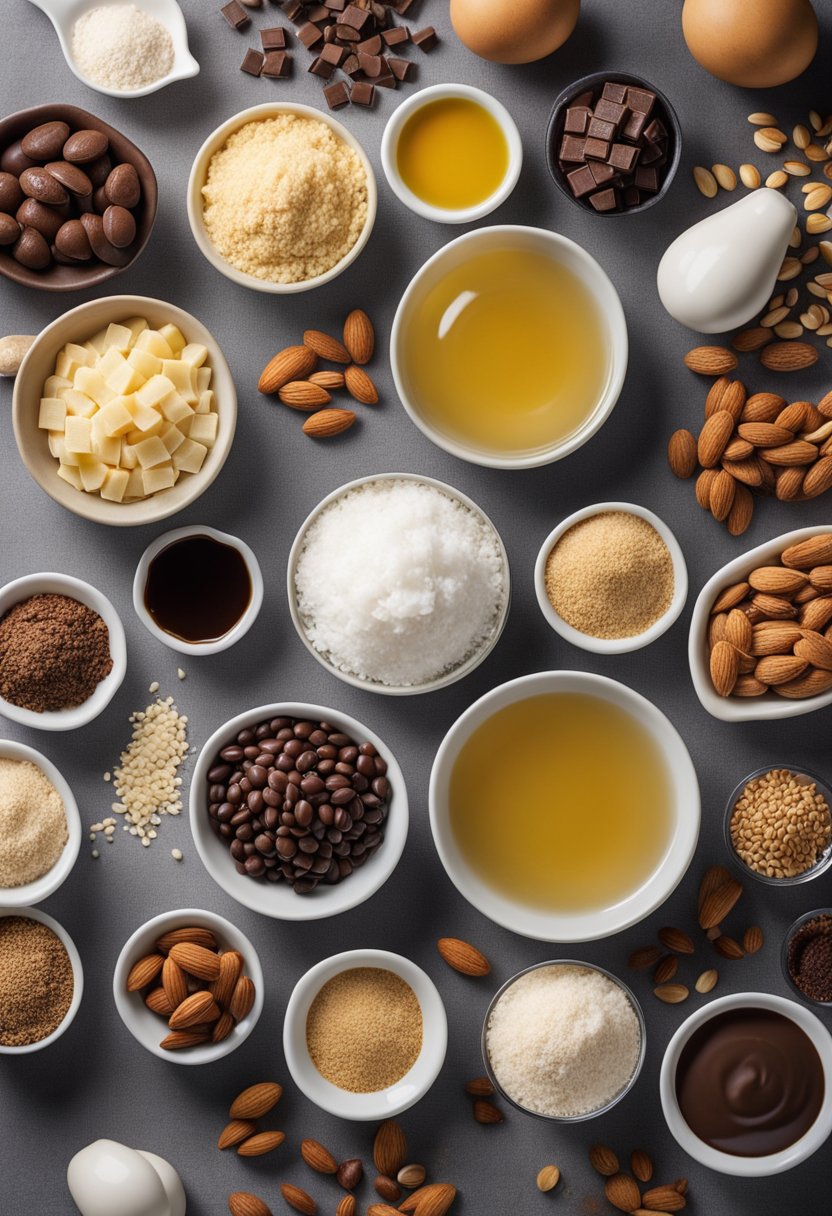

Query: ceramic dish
left=781, top=909, right=832, bottom=1008
left=724, top=764, right=832, bottom=887
left=482, top=959, right=646, bottom=1121
left=0, top=103, right=157, bottom=291
left=287, top=472, right=511, bottom=696
left=430, top=669, right=700, bottom=942
left=12, top=294, right=237, bottom=527
left=380, top=83, right=523, bottom=224
left=189, top=703, right=409, bottom=920
left=0, top=739, right=81, bottom=903
left=112, top=908, right=264, bottom=1065
left=0, top=905, right=83, bottom=1053
left=689, top=525, right=832, bottom=722
left=534, top=501, right=688, bottom=654
left=0, top=571, right=126, bottom=731
left=283, top=948, right=447, bottom=1120
left=186, top=102, right=377, bottom=294
left=390, top=225, right=628, bottom=469
left=133, top=525, right=264, bottom=656
left=545, top=71, right=681, bottom=216
left=660, top=992, right=832, bottom=1175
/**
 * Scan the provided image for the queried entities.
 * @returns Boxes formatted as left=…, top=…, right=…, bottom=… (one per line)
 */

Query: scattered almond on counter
left=588, top=1145, right=689, bottom=1214
left=536, top=1164, right=561, bottom=1192
left=436, top=936, right=491, bottom=976
left=228, top=1192, right=272, bottom=1216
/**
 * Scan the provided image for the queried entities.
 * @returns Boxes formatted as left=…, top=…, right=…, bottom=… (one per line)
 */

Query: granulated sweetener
left=72, top=5, right=174, bottom=92
left=0, top=758, right=67, bottom=888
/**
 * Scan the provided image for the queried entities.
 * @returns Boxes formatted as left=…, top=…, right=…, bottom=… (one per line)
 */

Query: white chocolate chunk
left=173, top=438, right=207, bottom=474
left=126, top=348, right=162, bottom=379
left=74, top=366, right=115, bottom=407
left=159, top=391, right=193, bottom=425
left=100, top=467, right=130, bottom=502
left=179, top=343, right=208, bottom=368
left=105, top=323, right=133, bottom=352
left=64, top=415, right=93, bottom=454
left=134, top=330, right=174, bottom=360
left=160, top=423, right=185, bottom=454
left=158, top=323, right=185, bottom=354
left=135, top=374, right=176, bottom=408
left=96, top=399, right=134, bottom=438
left=38, top=397, right=66, bottom=430
left=63, top=390, right=97, bottom=418
left=142, top=463, right=176, bottom=493
left=188, top=412, right=218, bottom=445
left=122, top=316, right=149, bottom=343
left=133, top=436, right=169, bottom=469
left=76, top=454, right=107, bottom=491
left=57, top=463, right=84, bottom=491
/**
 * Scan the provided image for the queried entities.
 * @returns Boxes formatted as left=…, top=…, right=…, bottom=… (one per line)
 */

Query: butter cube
left=38, top=397, right=66, bottom=430
left=159, top=391, right=193, bottom=426
left=63, top=390, right=97, bottom=419
left=142, top=464, right=177, bottom=494
left=64, top=415, right=93, bottom=454
left=133, top=436, right=169, bottom=468
left=173, top=438, right=207, bottom=474
left=87, top=328, right=111, bottom=356
left=92, top=432, right=120, bottom=466
left=77, top=454, right=107, bottom=492
left=126, top=348, right=162, bottom=380
left=125, top=468, right=145, bottom=498
left=158, top=324, right=185, bottom=354
left=107, top=359, right=145, bottom=396
left=44, top=375, right=72, bottom=397
left=98, top=346, right=127, bottom=380
left=161, top=360, right=198, bottom=404
left=134, top=330, right=174, bottom=360
left=105, top=323, right=134, bottom=352
left=100, top=467, right=130, bottom=502
left=188, top=412, right=218, bottom=445
left=56, top=344, right=92, bottom=380
left=135, top=374, right=176, bottom=408
left=127, top=397, right=162, bottom=432
left=159, top=423, right=185, bottom=455
left=74, top=367, right=115, bottom=408
left=119, top=441, right=138, bottom=469
left=195, top=367, right=212, bottom=393
left=195, top=390, right=213, bottom=415
left=96, top=399, right=134, bottom=438
left=57, top=463, right=84, bottom=491
left=180, top=343, right=208, bottom=368
left=122, top=317, right=149, bottom=344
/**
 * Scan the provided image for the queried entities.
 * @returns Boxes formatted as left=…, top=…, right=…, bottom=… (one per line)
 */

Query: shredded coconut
left=105, top=696, right=188, bottom=847
left=72, top=5, right=174, bottom=92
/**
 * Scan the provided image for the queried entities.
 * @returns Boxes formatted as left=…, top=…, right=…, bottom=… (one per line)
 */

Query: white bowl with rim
left=429, top=670, right=700, bottom=942
left=0, top=905, right=84, bottom=1053
left=660, top=991, right=832, bottom=1176
left=0, top=739, right=82, bottom=904
left=689, top=525, right=832, bottom=722
left=534, top=502, right=688, bottom=655
left=187, top=103, right=377, bottom=294
left=0, top=572, right=126, bottom=731
left=112, top=907, right=264, bottom=1065
left=133, top=524, right=264, bottom=656
left=286, top=472, right=511, bottom=696
left=390, top=224, right=628, bottom=469
left=380, top=82, right=523, bottom=224
left=283, top=948, right=447, bottom=1120
left=189, top=703, right=408, bottom=920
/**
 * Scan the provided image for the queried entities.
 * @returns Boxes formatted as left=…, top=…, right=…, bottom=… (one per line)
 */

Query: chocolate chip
left=382, top=25, right=409, bottom=44
left=262, top=50, right=289, bottom=75
left=387, top=56, right=412, bottom=80
left=566, top=164, right=596, bottom=198
left=260, top=25, right=287, bottom=47
left=298, top=19, right=323, bottom=45
left=220, top=0, right=250, bottom=28
left=358, top=51, right=382, bottom=75
left=589, top=187, right=618, bottom=212
left=350, top=80, right=375, bottom=105
left=411, top=25, right=437, bottom=50
left=308, top=54, right=335, bottom=77
left=608, top=142, right=640, bottom=172
left=323, top=79, right=350, bottom=108
left=357, top=33, right=382, bottom=53
left=320, top=41, right=346, bottom=64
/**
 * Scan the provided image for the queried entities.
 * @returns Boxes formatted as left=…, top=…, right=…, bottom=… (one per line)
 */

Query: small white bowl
left=390, top=225, right=628, bottom=470
left=189, top=703, right=409, bottom=921
left=534, top=502, right=688, bottom=655
left=187, top=103, right=377, bottom=294
left=287, top=472, right=511, bottom=696
left=0, top=572, right=126, bottom=731
left=133, top=525, right=264, bottom=656
left=380, top=83, right=523, bottom=224
left=283, top=948, right=447, bottom=1120
left=689, top=525, right=832, bottom=722
left=0, top=905, right=83, bottom=1053
left=0, top=740, right=81, bottom=904
left=113, top=908, right=264, bottom=1065
left=430, top=670, right=700, bottom=942
left=660, top=992, right=832, bottom=1176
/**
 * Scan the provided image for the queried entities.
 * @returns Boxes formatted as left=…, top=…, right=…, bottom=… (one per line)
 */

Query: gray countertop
left=1, top=0, right=831, bottom=1211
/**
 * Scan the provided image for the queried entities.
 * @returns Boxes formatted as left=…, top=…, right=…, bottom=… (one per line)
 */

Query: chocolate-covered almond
left=104, top=163, right=140, bottom=208
left=0, top=171, right=23, bottom=214
left=92, top=185, right=109, bottom=213
left=51, top=244, right=80, bottom=266
left=62, top=128, right=109, bottom=164
left=0, top=213, right=21, bottom=245
left=85, top=154, right=112, bottom=189
left=45, top=160, right=93, bottom=197
left=16, top=197, right=66, bottom=242
left=102, top=204, right=136, bottom=248
left=20, top=121, right=71, bottom=162
left=19, top=166, right=69, bottom=206
left=79, top=211, right=131, bottom=266
left=55, top=218, right=93, bottom=261
left=13, top=225, right=51, bottom=270
left=0, top=140, right=36, bottom=176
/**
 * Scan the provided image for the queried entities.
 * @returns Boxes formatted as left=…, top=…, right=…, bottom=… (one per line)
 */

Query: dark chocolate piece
left=260, top=25, right=286, bottom=48
left=350, top=80, right=376, bottom=105
left=639, top=141, right=662, bottom=165
left=643, top=118, right=667, bottom=144
left=621, top=109, right=647, bottom=142
left=587, top=116, right=615, bottom=142
left=564, top=106, right=590, bottom=135
left=320, top=40, right=346, bottom=63
left=308, top=54, right=335, bottom=77
left=601, top=81, right=627, bottom=104
left=240, top=47, right=265, bottom=74
left=323, top=80, right=350, bottom=108
left=634, top=165, right=658, bottom=192
left=572, top=90, right=594, bottom=107
left=608, top=142, right=640, bottom=172
left=297, top=19, right=323, bottom=45
left=341, top=2, right=371, bottom=28
left=593, top=98, right=627, bottom=129
left=559, top=135, right=586, bottom=162
left=375, top=72, right=397, bottom=87
left=566, top=165, right=596, bottom=198
left=388, top=56, right=412, bottom=80
left=324, top=0, right=346, bottom=9
left=221, top=0, right=250, bottom=29
left=281, top=0, right=303, bottom=18
left=342, top=53, right=362, bottom=75
left=357, top=33, right=382, bottom=53
left=412, top=26, right=437, bottom=50
left=589, top=159, right=617, bottom=185
left=307, top=4, right=330, bottom=19
left=589, top=187, right=617, bottom=212
left=334, top=23, right=361, bottom=39
left=623, top=186, right=641, bottom=207
left=382, top=25, right=409, bottom=44
left=584, top=137, right=610, bottom=161
left=262, top=49, right=289, bottom=75
left=358, top=52, right=382, bottom=75
left=627, top=86, right=656, bottom=116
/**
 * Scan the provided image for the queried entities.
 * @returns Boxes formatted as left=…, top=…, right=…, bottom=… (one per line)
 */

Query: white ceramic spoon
left=27, top=0, right=199, bottom=98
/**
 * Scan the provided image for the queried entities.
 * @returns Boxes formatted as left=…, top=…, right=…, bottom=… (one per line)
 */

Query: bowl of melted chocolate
left=133, top=525, right=263, bottom=655
left=660, top=993, right=832, bottom=1175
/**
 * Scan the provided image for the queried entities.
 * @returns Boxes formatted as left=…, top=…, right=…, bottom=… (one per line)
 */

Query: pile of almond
left=125, top=925, right=256, bottom=1051
left=588, top=1143, right=689, bottom=1214
left=669, top=369, right=832, bottom=534
left=219, top=1082, right=284, bottom=1159
left=258, top=310, right=378, bottom=439
left=707, top=533, right=832, bottom=700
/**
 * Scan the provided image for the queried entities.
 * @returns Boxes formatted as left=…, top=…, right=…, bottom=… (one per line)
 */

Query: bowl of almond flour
left=0, top=740, right=81, bottom=906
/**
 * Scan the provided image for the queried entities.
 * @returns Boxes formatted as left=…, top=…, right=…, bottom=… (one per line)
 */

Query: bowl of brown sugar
left=283, top=948, right=447, bottom=1120
left=0, top=906, right=83, bottom=1053
left=535, top=502, right=688, bottom=654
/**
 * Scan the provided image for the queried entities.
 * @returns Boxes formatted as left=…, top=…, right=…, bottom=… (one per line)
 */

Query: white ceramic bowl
left=689, top=525, right=832, bottom=722
left=13, top=295, right=237, bottom=527
left=430, top=670, right=700, bottom=942
left=534, top=502, right=688, bottom=654
left=380, top=83, right=523, bottom=224
left=189, top=703, right=408, bottom=920
left=187, top=103, right=377, bottom=294
left=390, top=225, right=628, bottom=469
left=287, top=472, right=511, bottom=696
left=0, top=572, right=126, bottom=731
left=133, top=525, right=264, bottom=656
left=0, top=739, right=81, bottom=903
left=283, top=948, right=447, bottom=1120
left=0, top=905, right=83, bottom=1053
left=113, top=908, right=264, bottom=1065
left=660, top=992, right=832, bottom=1176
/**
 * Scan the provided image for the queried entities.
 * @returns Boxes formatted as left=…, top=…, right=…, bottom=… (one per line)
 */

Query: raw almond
left=695, top=969, right=718, bottom=994
left=604, top=1173, right=642, bottom=1212
left=628, top=945, right=662, bottom=970
left=667, top=429, right=697, bottom=478
left=725, top=608, right=753, bottom=651
left=366, top=1207, right=400, bottom=1216
left=704, top=376, right=730, bottom=417
left=406, top=1182, right=456, bottom=1216
left=811, top=565, right=832, bottom=591
left=731, top=327, right=772, bottom=351
left=727, top=490, right=754, bottom=535
left=774, top=667, right=832, bottom=697
left=709, top=469, right=736, bottom=521
left=168, top=990, right=220, bottom=1030
left=302, top=408, right=356, bottom=438
left=127, top=953, right=164, bottom=991
left=398, top=1164, right=427, bottom=1189
left=723, top=437, right=754, bottom=461
left=775, top=401, right=809, bottom=430
left=801, top=596, right=832, bottom=630
left=684, top=346, right=738, bottom=375
left=228, top=1193, right=272, bottom=1216
left=343, top=308, right=374, bottom=364
left=210, top=950, right=244, bottom=1009
left=795, top=631, right=832, bottom=669
left=631, top=1151, right=653, bottom=1183
left=776, top=466, right=806, bottom=500
left=212, top=1010, right=234, bottom=1043
left=303, top=329, right=350, bottom=363
left=589, top=1144, right=619, bottom=1176
left=237, top=1131, right=285, bottom=1157
left=733, top=674, right=768, bottom=696
left=374, top=1176, right=401, bottom=1202
left=473, top=1099, right=503, bottom=1124
left=751, top=592, right=798, bottom=619
left=751, top=622, right=802, bottom=655
left=713, top=935, right=745, bottom=960
left=741, top=392, right=785, bottom=423
left=759, top=440, right=819, bottom=465
left=336, top=1198, right=356, bottom=1216
left=739, top=163, right=762, bottom=189
left=344, top=364, right=379, bottom=405
left=719, top=380, right=746, bottom=421
left=743, top=926, right=764, bottom=954
left=693, top=166, right=718, bottom=197
left=464, top=1075, right=494, bottom=1096
left=168, top=942, right=222, bottom=981
left=642, top=1185, right=686, bottom=1212
left=698, top=410, right=735, bottom=467
left=795, top=583, right=820, bottom=604
left=156, top=926, right=218, bottom=953
left=162, top=956, right=188, bottom=1010
left=301, top=1139, right=338, bottom=1174
left=436, top=937, right=491, bottom=976
left=695, top=467, right=718, bottom=508
left=712, top=582, right=750, bottom=613
left=755, top=654, right=808, bottom=685
left=536, top=1165, right=561, bottom=1192
left=698, top=875, right=742, bottom=929
left=279, top=1183, right=316, bottom=1215
left=373, top=1119, right=407, bottom=1176
left=258, top=345, right=317, bottom=394
left=278, top=381, right=332, bottom=411
left=658, top=926, right=695, bottom=954
left=710, top=640, right=739, bottom=696
left=218, top=1119, right=256, bottom=1150
left=229, top=1081, right=282, bottom=1120
left=748, top=566, right=808, bottom=595
left=654, top=983, right=689, bottom=1004
left=737, top=422, right=795, bottom=446
left=308, top=369, right=345, bottom=390
left=803, top=457, right=832, bottom=498
left=653, top=955, right=679, bottom=984
left=760, top=341, right=819, bottom=371
left=159, top=1029, right=210, bottom=1050
left=145, top=986, right=173, bottom=1016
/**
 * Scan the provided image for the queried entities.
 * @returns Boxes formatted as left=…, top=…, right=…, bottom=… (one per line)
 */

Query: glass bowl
left=781, top=908, right=832, bottom=1008
left=724, top=765, right=832, bottom=887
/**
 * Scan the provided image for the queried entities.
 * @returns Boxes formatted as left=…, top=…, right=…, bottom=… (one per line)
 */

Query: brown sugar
left=0, top=592, right=112, bottom=712
left=0, top=916, right=74, bottom=1045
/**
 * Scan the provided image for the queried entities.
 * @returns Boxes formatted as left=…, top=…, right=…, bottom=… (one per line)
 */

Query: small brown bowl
left=0, top=103, right=157, bottom=292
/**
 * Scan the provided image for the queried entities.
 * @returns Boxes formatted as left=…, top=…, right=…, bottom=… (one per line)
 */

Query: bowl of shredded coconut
left=288, top=473, right=511, bottom=694
left=187, top=104, right=376, bottom=293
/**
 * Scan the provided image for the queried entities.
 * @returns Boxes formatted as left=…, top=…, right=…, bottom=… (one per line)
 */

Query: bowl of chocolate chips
left=546, top=72, right=681, bottom=216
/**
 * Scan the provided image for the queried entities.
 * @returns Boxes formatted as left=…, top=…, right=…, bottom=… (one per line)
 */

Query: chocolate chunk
left=260, top=26, right=286, bottom=48
left=412, top=26, right=437, bottom=50
left=240, top=47, right=265, bottom=74
left=358, top=52, right=382, bottom=75
left=375, top=72, right=396, bottom=88
left=639, top=141, right=662, bottom=165
left=308, top=55, right=335, bottom=77
left=357, top=34, right=382, bottom=53
left=627, top=86, right=656, bottom=116
left=262, top=49, right=289, bottom=75
left=584, top=137, right=610, bottom=161
left=559, top=135, right=586, bottom=163
left=281, top=0, right=302, bottom=16
left=307, top=4, right=330, bottom=19
left=643, top=117, right=667, bottom=144
left=564, top=106, right=590, bottom=135
left=601, top=81, right=627, bottom=104
left=572, top=90, right=594, bottom=107
left=621, top=109, right=647, bottom=142
left=589, top=187, right=618, bottom=212
left=342, top=53, right=362, bottom=75
left=608, top=142, right=640, bottom=172
left=382, top=25, right=409, bottom=45
left=350, top=80, right=375, bottom=106
left=388, top=56, right=412, bottom=80
left=320, top=41, right=346, bottom=63
left=587, top=116, right=615, bottom=142
left=341, top=3, right=371, bottom=28
left=589, top=160, right=617, bottom=185
left=221, top=0, right=250, bottom=28
left=623, top=186, right=641, bottom=207
left=298, top=20, right=323, bottom=45
left=593, top=98, right=627, bottom=130
left=324, top=0, right=346, bottom=8
left=566, top=165, right=596, bottom=198
left=334, top=23, right=361, bottom=39
left=634, top=165, right=659, bottom=192
left=323, top=80, right=350, bottom=108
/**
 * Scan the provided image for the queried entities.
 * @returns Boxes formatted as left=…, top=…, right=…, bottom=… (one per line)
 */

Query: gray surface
left=1, top=0, right=831, bottom=1210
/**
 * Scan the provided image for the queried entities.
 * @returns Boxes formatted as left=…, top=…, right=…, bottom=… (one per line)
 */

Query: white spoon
left=27, top=0, right=200, bottom=98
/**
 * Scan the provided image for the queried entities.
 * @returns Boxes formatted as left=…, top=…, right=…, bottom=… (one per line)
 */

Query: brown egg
left=682, top=0, right=818, bottom=88
left=450, top=0, right=580, bottom=64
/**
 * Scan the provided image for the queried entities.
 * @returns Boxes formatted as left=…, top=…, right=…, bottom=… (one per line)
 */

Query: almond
left=713, top=935, right=745, bottom=960
left=751, top=622, right=802, bottom=655
left=710, top=639, right=739, bottom=696
left=773, top=667, right=832, bottom=697
left=308, top=369, right=346, bottom=390
left=708, top=469, right=736, bottom=521
left=731, top=327, right=772, bottom=351
left=472, top=1099, right=503, bottom=1124
left=145, top=986, right=173, bottom=1016
left=727, top=482, right=756, bottom=534
left=336, top=1160, right=363, bottom=1190
left=642, top=1185, right=686, bottom=1212
left=684, top=346, right=738, bottom=375
left=743, top=925, right=764, bottom=954
left=801, top=596, right=832, bottom=630
left=344, top=364, right=379, bottom=405
left=628, top=945, right=662, bottom=970
left=159, top=1029, right=210, bottom=1050
left=404, top=1183, right=456, bottom=1216
left=301, top=1138, right=338, bottom=1174
left=366, top=1206, right=400, bottom=1216
left=697, top=410, right=735, bottom=467
left=168, top=941, right=221, bottom=981
left=795, top=631, right=832, bottom=669
left=302, top=408, right=356, bottom=438
left=725, top=608, right=753, bottom=651
left=755, top=654, right=808, bottom=685
left=751, top=592, right=798, bottom=619
left=278, top=381, right=332, bottom=411
left=604, top=1173, right=642, bottom=1212
left=218, top=1119, right=256, bottom=1150
left=229, top=975, right=255, bottom=1020
left=657, top=926, right=695, bottom=954
left=259, top=346, right=317, bottom=394
left=631, top=1151, right=653, bottom=1184
left=229, top=1081, right=282, bottom=1120
left=653, top=955, right=679, bottom=984
left=776, top=466, right=806, bottom=500
left=279, top=1183, right=316, bottom=1215
left=699, top=875, right=742, bottom=929
left=667, top=429, right=697, bottom=478
left=759, top=440, right=819, bottom=465
left=536, top=1165, right=561, bottom=1192
left=127, top=953, right=164, bottom=991
left=210, top=950, right=244, bottom=1009
left=733, top=674, right=768, bottom=696
left=709, top=613, right=728, bottom=648
left=775, top=401, right=810, bottom=431
left=374, top=1175, right=401, bottom=1203
left=723, top=437, right=754, bottom=461
left=810, top=565, right=832, bottom=591
left=156, top=926, right=219, bottom=953
left=654, top=983, right=689, bottom=1004
left=748, top=566, right=807, bottom=595
left=695, top=467, right=718, bottom=508
left=588, top=1144, right=619, bottom=1176
left=168, top=990, right=220, bottom=1030
left=695, top=969, right=719, bottom=994
left=162, top=956, right=188, bottom=1009
left=805, top=457, right=832, bottom=497
left=436, top=937, right=491, bottom=976
left=704, top=376, right=730, bottom=417
left=212, top=1011, right=234, bottom=1043
left=712, top=582, right=751, bottom=613
left=228, top=1192, right=272, bottom=1216
left=238, top=1131, right=285, bottom=1157
left=737, top=422, right=795, bottom=446
left=760, top=341, right=819, bottom=371
left=398, top=1164, right=427, bottom=1189
left=303, top=329, right=350, bottom=363
left=343, top=309, right=374, bottom=364
left=721, top=457, right=762, bottom=487
left=741, top=392, right=785, bottom=423
left=782, top=534, right=832, bottom=568
left=464, top=1076, right=494, bottom=1097
left=719, top=380, right=746, bottom=421
left=373, top=1119, right=407, bottom=1176
left=336, top=1198, right=356, bottom=1216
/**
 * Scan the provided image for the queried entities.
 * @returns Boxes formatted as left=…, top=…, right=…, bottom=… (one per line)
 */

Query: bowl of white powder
left=287, top=473, right=511, bottom=695
left=482, top=960, right=646, bottom=1121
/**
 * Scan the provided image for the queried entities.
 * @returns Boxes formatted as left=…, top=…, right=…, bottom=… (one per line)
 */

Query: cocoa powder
left=0, top=592, right=112, bottom=712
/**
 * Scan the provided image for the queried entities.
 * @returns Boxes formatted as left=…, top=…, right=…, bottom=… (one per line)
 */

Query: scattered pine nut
left=739, top=163, right=761, bottom=189
left=766, top=170, right=788, bottom=189
left=748, top=112, right=778, bottom=126
left=693, top=166, right=718, bottom=198
left=172, top=848, right=183, bottom=862
left=711, top=163, right=736, bottom=191
left=149, top=681, right=160, bottom=693
left=177, top=667, right=186, bottom=680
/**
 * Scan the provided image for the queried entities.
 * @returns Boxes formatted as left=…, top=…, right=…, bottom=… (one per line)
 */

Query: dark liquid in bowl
left=144, top=534, right=251, bottom=643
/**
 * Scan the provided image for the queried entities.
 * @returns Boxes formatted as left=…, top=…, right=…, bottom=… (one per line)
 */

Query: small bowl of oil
left=390, top=225, right=628, bottom=470
left=380, top=83, right=523, bottom=225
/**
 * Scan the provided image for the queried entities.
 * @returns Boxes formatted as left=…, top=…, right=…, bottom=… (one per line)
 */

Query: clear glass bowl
left=723, top=764, right=832, bottom=887
left=781, top=908, right=832, bottom=1008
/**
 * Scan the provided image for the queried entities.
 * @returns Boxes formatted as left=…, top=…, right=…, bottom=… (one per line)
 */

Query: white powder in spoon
left=72, top=4, right=175, bottom=92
